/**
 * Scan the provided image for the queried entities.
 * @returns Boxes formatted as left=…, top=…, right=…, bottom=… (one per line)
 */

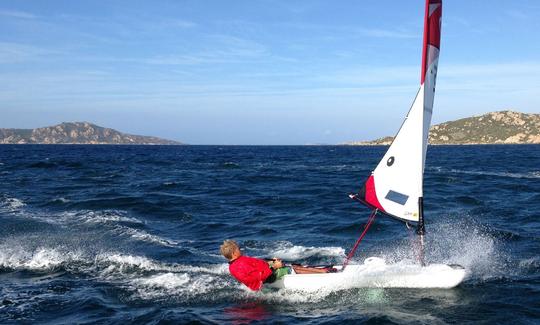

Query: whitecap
left=112, top=226, right=178, bottom=247
left=131, top=272, right=229, bottom=300
left=136, top=272, right=190, bottom=289
left=518, top=256, right=540, bottom=271
left=170, top=263, right=229, bottom=275
left=270, top=244, right=345, bottom=261
left=51, top=197, right=70, bottom=203
left=40, top=210, right=177, bottom=248
left=96, top=253, right=166, bottom=275
left=0, top=246, right=83, bottom=271
left=428, top=166, right=540, bottom=179
left=84, top=213, right=142, bottom=225
left=0, top=197, right=26, bottom=211
left=61, top=210, right=143, bottom=225
left=222, top=162, right=239, bottom=168
left=24, top=248, right=69, bottom=270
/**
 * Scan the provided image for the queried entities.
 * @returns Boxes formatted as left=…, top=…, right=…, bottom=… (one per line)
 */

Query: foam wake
left=271, top=244, right=345, bottom=261
left=368, top=218, right=512, bottom=283
left=0, top=198, right=178, bottom=248
left=246, top=240, right=345, bottom=262
left=0, top=246, right=82, bottom=271
left=0, top=244, right=233, bottom=303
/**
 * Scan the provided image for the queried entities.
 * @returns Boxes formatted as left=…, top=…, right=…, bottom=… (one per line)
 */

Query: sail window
left=385, top=190, right=409, bottom=205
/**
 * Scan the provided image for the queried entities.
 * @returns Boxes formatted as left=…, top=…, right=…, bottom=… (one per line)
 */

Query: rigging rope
left=341, top=209, right=378, bottom=271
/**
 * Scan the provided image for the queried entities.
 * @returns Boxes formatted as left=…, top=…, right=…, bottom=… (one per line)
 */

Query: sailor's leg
left=291, top=266, right=331, bottom=274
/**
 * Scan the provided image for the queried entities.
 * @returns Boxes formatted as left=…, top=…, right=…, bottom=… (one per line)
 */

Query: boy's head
left=220, top=239, right=241, bottom=260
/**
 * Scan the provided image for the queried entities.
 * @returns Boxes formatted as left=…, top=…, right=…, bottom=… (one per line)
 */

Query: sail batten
left=358, top=0, right=442, bottom=222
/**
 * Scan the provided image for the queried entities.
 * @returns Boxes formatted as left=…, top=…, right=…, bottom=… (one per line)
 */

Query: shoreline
left=1, top=143, right=539, bottom=146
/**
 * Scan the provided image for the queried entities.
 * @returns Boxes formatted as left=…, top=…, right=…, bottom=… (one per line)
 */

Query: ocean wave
left=0, top=245, right=230, bottom=300
left=271, top=245, right=345, bottom=261
left=159, top=181, right=181, bottom=188
left=6, top=207, right=178, bottom=248
left=518, top=256, right=540, bottom=273
left=131, top=272, right=228, bottom=300
left=135, top=272, right=190, bottom=289
left=28, top=161, right=58, bottom=169
left=110, top=225, right=178, bottom=247
left=50, top=197, right=70, bottom=204
left=221, top=162, right=240, bottom=168
left=71, top=210, right=143, bottom=224
left=95, top=253, right=228, bottom=275
left=91, top=254, right=233, bottom=301
left=428, top=167, right=540, bottom=179
left=95, top=253, right=167, bottom=276
left=243, top=241, right=346, bottom=262
left=0, top=196, right=26, bottom=212
left=0, top=246, right=82, bottom=272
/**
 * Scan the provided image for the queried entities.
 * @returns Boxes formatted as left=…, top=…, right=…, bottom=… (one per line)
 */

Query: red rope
left=341, top=209, right=378, bottom=271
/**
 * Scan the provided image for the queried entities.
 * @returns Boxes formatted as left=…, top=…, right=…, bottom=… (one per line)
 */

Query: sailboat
left=269, top=0, right=466, bottom=291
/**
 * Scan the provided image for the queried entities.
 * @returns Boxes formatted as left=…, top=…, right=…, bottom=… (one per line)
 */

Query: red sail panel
left=421, top=0, right=442, bottom=85
left=363, top=175, right=385, bottom=212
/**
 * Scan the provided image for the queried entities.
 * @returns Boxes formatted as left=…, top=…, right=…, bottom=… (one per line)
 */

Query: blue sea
left=1, top=145, right=539, bottom=324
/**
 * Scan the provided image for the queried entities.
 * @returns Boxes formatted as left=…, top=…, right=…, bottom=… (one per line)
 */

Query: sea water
left=0, top=145, right=539, bottom=324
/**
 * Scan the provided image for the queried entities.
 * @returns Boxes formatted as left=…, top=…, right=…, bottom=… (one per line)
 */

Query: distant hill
left=0, top=122, right=183, bottom=145
left=347, top=110, right=540, bottom=145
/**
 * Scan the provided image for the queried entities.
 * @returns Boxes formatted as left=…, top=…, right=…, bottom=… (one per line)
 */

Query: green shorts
left=273, top=266, right=291, bottom=279
left=264, top=266, right=291, bottom=284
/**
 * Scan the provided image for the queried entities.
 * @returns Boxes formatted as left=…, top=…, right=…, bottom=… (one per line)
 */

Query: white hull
left=267, top=257, right=466, bottom=291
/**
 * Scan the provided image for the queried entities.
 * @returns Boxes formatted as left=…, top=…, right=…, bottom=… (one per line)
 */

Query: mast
left=417, top=197, right=425, bottom=266
left=415, top=0, right=442, bottom=266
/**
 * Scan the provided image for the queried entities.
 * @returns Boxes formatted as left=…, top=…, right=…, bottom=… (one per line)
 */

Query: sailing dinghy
left=269, top=0, right=466, bottom=291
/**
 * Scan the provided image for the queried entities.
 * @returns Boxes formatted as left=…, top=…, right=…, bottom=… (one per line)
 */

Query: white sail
left=358, top=0, right=442, bottom=222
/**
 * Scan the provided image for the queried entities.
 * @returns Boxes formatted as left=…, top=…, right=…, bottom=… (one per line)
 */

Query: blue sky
left=1, top=0, right=539, bottom=144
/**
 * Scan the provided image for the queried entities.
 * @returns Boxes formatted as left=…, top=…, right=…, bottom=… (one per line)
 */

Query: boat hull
left=267, top=257, right=466, bottom=291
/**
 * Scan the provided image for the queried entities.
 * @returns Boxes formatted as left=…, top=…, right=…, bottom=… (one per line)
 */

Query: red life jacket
left=229, top=255, right=272, bottom=291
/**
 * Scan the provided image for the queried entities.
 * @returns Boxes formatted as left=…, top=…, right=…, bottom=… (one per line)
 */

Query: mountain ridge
left=346, top=110, right=540, bottom=145
left=0, top=122, right=182, bottom=145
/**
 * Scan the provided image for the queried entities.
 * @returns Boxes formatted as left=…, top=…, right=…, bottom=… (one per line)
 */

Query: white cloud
left=440, top=62, right=540, bottom=92
left=0, top=42, right=60, bottom=64
left=505, top=9, right=529, bottom=20
left=0, top=9, right=36, bottom=19
left=127, top=35, right=269, bottom=66
left=276, top=21, right=417, bottom=39
left=163, top=19, right=197, bottom=29
left=356, top=27, right=416, bottom=39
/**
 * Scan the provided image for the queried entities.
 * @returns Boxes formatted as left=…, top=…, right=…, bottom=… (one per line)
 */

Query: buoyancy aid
left=229, top=255, right=273, bottom=291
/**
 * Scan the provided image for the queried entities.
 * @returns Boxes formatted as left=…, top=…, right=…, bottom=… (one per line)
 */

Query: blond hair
left=220, top=239, right=239, bottom=260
